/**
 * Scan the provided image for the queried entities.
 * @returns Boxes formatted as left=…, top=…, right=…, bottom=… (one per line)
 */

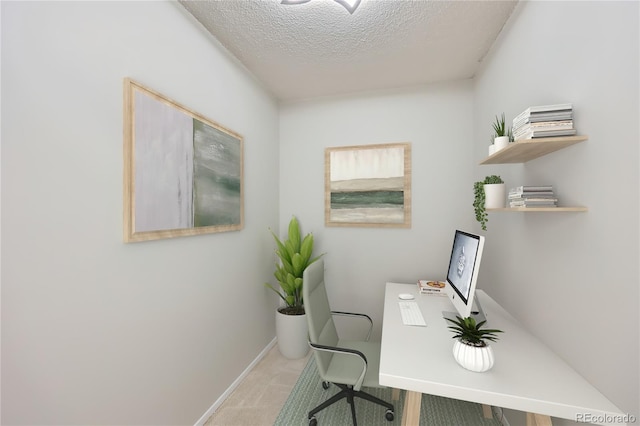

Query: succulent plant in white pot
left=445, top=315, right=503, bottom=373
left=492, top=113, right=511, bottom=151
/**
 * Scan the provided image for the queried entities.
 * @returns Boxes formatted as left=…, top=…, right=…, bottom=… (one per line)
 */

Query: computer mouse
left=398, top=293, right=415, bottom=300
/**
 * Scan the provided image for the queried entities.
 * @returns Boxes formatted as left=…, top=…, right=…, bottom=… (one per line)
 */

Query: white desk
left=379, top=283, right=627, bottom=426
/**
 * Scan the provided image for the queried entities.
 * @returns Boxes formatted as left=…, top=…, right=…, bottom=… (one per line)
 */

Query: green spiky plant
left=445, top=316, right=503, bottom=348
left=491, top=113, right=515, bottom=143
left=473, top=175, right=503, bottom=231
left=265, top=216, right=323, bottom=315
left=492, top=113, right=507, bottom=137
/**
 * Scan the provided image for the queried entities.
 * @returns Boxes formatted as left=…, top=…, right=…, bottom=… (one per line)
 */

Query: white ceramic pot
left=452, top=339, right=495, bottom=372
left=275, top=309, right=309, bottom=359
left=484, top=183, right=506, bottom=209
left=494, top=136, right=509, bottom=151
left=488, top=144, right=497, bottom=156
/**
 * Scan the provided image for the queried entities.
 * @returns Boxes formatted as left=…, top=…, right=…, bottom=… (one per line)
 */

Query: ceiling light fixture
left=281, top=0, right=362, bottom=14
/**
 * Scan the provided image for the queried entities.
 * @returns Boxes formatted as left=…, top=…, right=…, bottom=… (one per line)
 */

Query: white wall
left=279, top=82, right=476, bottom=337
left=1, top=2, right=280, bottom=424
left=473, top=1, right=639, bottom=424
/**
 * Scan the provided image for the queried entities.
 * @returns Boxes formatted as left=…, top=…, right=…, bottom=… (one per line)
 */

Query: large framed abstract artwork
left=325, top=142, right=411, bottom=228
left=123, top=78, right=243, bottom=242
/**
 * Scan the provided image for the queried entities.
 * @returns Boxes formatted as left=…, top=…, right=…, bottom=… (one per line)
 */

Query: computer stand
left=442, top=296, right=487, bottom=324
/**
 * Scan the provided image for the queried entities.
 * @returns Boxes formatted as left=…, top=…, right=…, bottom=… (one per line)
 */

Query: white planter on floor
left=484, top=183, right=506, bottom=209
left=276, top=309, right=309, bottom=359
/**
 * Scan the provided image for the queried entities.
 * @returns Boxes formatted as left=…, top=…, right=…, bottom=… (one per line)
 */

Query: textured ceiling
left=179, top=0, right=518, bottom=102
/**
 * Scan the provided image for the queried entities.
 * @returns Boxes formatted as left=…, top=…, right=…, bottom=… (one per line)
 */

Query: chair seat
left=322, top=340, right=383, bottom=389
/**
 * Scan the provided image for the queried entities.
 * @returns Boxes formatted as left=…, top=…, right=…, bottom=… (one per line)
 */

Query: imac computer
left=442, top=230, right=487, bottom=323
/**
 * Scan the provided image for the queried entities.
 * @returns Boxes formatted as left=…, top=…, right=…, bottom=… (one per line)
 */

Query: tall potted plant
left=473, top=175, right=505, bottom=231
left=265, top=216, right=323, bottom=359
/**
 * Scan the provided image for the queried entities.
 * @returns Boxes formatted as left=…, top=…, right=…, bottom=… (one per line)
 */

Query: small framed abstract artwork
left=325, top=142, right=411, bottom=228
left=123, top=78, right=243, bottom=242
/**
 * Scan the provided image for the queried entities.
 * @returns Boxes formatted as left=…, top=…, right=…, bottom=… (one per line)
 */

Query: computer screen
left=444, top=230, right=485, bottom=320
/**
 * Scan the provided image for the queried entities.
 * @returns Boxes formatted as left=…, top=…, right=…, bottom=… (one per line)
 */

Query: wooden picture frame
left=123, top=78, right=244, bottom=242
left=325, top=142, right=411, bottom=228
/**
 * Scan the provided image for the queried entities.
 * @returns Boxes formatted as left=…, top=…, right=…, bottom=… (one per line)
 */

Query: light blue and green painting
left=329, top=146, right=406, bottom=224
left=192, top=120, right=242, bottom=227
left=134, top=90, right=242, bottom=233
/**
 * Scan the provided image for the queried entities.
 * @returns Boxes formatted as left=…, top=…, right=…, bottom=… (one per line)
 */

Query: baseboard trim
left=193, top=338, right=278, bottom=426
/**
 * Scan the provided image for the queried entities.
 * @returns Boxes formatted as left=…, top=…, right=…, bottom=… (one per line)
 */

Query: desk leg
left=526, top=412, right=553, bottom=426
left=482, top=405, right=493, bottom=419
left=402, top=391, right=422, bottom=426
left=392, top=388, right=401, bottom=401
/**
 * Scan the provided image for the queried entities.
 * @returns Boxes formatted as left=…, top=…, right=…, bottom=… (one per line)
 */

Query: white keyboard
left=398, top=301, right=427, bottom=326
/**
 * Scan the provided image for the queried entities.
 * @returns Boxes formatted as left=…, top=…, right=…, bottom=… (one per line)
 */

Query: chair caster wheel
left=385, top=409, right=394, bottom=421
left=309, top=415, right=318, bottom=426
left=321, top=381, right=330, bottom=390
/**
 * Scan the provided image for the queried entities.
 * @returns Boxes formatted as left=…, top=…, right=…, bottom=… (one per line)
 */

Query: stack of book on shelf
left=417, top=279, right=446, bottom=296
left=512, top=103, right=575, bottom=140
left=509, top=186, right=557, bottom=208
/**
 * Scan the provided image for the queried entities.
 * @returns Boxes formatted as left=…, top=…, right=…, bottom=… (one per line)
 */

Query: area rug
left=274, top=357, right=502, bottom=425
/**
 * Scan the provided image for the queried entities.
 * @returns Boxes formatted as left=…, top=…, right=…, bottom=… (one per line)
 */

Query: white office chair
left=302, top=259, right=394, bottom=426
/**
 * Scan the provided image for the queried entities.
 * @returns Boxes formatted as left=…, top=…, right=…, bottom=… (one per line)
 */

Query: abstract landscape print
left=123, top=79, right=243, bottom=242
left=192, top=120, right=242, bottom=228
left=325, top=143, right=411, bottom=227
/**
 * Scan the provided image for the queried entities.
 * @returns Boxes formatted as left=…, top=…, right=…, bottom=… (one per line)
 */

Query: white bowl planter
left=276, top=309, right=310, bottom=359
left=484, top=183, right=506, bottom=209
left=452, top=339, right=495, bottom=372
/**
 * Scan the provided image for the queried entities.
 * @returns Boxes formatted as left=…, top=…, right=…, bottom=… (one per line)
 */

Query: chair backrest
left=303, top=259, right=339, bottom=379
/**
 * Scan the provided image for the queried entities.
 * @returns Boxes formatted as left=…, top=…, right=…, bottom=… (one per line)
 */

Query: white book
left=513, top=124, right=574, bottom=139
left=513, top=103, right=573, bottom=124
left=516, top=129, right=577, bottom=139
left=516, top=120, right=573, bottom=130
left=513, top=113, right=574, bottom=130
left=510, top=185, right=554, bottom=193
left=417, top=280, right=446, bottom=296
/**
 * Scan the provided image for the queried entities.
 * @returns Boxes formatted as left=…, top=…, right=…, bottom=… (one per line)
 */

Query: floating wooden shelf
left=480, top=135, right=588, bottom=165
left=487, top=207, right=588, bottom=212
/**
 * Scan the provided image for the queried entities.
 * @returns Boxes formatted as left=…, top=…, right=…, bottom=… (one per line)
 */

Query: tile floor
left=204, top=344, right=310, bottom=426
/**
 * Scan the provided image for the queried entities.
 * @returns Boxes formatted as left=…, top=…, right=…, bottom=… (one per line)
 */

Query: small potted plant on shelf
left=473, top=175, right=505, bottom=231
left=445, top=315, right=503, bottom=372
left=265, top=215, right=323, bottom=359
left=492, top=113, right=510, bottom=152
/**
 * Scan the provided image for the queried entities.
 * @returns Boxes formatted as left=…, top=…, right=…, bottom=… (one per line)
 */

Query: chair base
left=308, top=383, right=394, bottom=426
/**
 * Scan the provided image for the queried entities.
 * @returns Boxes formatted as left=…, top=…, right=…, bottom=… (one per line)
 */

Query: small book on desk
left=417, top=279, right=446, bottom=296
